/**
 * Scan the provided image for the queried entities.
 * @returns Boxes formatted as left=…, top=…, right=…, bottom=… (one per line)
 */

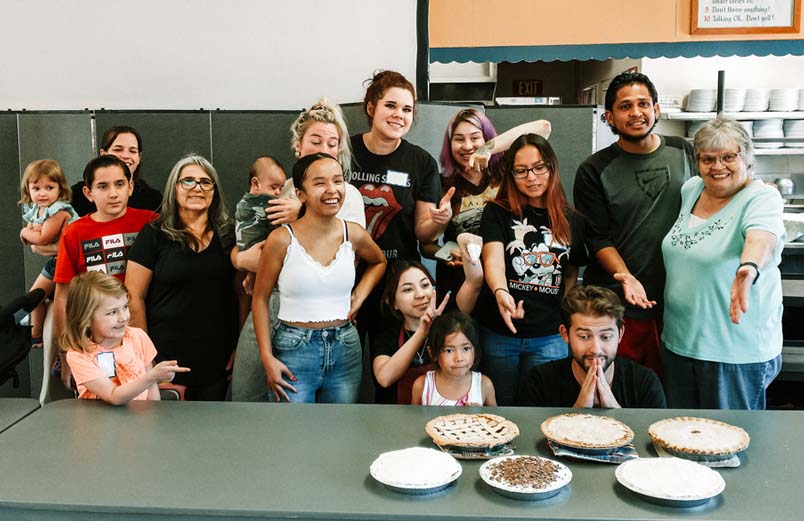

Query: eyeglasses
left=520, top=251, right=557, bottom=267
left=511, top=163, right=550, bottom=179
left=698, top=152, right=740, bottom=167
left=177, top=178, right=215, bottom=191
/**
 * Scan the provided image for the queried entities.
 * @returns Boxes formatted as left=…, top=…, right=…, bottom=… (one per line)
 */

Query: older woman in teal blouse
left=661, top=116, right=785, bottom=410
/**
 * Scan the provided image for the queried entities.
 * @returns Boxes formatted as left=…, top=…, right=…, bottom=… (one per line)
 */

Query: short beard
left=575, top=355, right=614, bottom=373
left=614, top=121, right=657, bottom=143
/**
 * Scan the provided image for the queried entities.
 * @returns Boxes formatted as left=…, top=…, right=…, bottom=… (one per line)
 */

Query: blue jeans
left=662, top=345, right=782, bottom=410
left=480, top=327, right=568, bottom=406
left=269, top=321, right=362, bottom=403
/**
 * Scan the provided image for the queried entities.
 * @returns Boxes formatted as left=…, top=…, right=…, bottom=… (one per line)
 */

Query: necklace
left=400, top=328, right=428, bottom=367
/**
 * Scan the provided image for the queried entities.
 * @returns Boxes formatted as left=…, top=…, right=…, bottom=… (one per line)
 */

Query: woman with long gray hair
left=126, top=154, right=240, bottom=400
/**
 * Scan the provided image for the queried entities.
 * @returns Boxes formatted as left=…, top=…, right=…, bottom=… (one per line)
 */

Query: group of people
left=19, top=69, right=785, bottom=411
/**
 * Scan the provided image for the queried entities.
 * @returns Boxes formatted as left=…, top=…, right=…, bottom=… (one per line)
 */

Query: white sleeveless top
left=421, top=370, right=483, bottom=406
left=277, top=220, right=355, bottom=323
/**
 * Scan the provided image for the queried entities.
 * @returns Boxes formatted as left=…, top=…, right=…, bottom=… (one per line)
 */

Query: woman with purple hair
left=425, top=109, right=551, bottom=312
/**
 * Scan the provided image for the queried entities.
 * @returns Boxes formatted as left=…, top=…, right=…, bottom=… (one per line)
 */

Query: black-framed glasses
left=511, top=163, right=550, bottom=179
left=177, top=178, right=215, bottom=191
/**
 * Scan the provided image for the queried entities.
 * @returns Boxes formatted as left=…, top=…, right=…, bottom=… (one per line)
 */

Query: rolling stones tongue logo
left=360, top=183, right=401, bottom=240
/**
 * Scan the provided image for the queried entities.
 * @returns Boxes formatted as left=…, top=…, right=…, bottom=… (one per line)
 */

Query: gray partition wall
left=94, top=111, right=213, bottom=206
left=210, top=111, right=299, bottom=213
left=1, top=105, right=601, bottom=398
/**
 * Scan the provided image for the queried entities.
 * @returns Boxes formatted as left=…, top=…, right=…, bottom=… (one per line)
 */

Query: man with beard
left=519, top=286, right=665, bottom=408
left=573, top=72, right=694, bottom=376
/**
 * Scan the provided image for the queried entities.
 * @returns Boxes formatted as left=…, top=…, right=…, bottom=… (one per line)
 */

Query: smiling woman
left=661, top=116, right=786, bottom=410
left=71, top=126, right=163, bottom=216
left=349, top=70, right=451, bottom=348
left=125, top=154, right=239, bottom=401
left=251, top=153, right=386, bottom=403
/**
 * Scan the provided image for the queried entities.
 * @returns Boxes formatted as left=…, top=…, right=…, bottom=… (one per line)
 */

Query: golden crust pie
left=541, top=413, right=634, bottom=450
left=425, top=413, right=519, bottom=449
left=648, top=417, right=750, bottom=456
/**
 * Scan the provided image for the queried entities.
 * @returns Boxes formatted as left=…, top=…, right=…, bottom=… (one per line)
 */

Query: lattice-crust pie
left=541, top=413, right=634, bottom=450
left=426, top=413, right=519, bottom=450
left=649, top=417, right=750, bottom=456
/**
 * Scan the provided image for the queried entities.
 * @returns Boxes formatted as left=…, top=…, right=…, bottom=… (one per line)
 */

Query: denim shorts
left=479, top=326, right=568, bottom=406
left=268, top=321, right=362, bottom=403
left=40, top=256, right=57, bottom=280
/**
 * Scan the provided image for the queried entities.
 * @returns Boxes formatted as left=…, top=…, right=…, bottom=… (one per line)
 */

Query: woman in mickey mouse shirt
left=476, top=133, right=586, bottom=406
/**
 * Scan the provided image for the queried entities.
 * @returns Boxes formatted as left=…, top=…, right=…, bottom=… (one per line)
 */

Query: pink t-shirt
left=66, top=326, right=157, bottom=401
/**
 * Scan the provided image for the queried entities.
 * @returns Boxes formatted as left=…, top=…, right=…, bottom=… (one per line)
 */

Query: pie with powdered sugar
left=541, top=413, right=634, bottom=450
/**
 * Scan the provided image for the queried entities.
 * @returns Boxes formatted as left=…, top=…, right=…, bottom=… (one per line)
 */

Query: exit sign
left=513, top=79, right=543, bottom=97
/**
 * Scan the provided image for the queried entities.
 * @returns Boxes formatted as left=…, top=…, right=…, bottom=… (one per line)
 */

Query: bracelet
left=737, top=262, right=760, bottom=285
left=494, top=287, right=510, bottom=296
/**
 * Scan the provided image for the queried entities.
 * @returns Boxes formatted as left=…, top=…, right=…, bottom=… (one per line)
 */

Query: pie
left=425, top=413, right=519, bottom=459
left=615, top=457, right=726, bottom=502
left=648, top=417, right=750, bottom=457
left=369, top=447, right=462, bottom=490
left=541, top=413, right=634, bottom=450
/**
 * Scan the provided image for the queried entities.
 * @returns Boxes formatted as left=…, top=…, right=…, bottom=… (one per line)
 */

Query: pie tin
left=479, top=455, right=572, bottom=501
left=541, top=413, right=634, bottom=451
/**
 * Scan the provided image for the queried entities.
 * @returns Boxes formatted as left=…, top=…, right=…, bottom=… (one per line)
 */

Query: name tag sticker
left=386, top=170, right=409, bottom=187
left=96, top=352, right=116, bottom=378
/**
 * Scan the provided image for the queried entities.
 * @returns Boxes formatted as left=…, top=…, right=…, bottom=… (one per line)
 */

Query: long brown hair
left=493, top=133, right=573, bottom=246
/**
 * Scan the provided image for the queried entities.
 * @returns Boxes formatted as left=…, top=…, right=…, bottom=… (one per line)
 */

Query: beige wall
left=431, top=0, right=803, bottom=47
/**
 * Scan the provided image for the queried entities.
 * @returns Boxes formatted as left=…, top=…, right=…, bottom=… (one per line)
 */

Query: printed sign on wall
left=692, top=0, right=801, bottom=33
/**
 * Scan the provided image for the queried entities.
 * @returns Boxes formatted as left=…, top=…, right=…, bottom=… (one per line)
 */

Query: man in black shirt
left=520, top=286, right=665, bottom=408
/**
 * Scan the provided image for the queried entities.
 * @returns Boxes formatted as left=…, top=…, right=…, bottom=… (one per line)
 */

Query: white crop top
left=277, top=220, right=355, bottom=323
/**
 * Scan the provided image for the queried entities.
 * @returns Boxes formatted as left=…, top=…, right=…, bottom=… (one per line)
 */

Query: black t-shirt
left=349, top=135, right=441, bottom=262
left=71, top=178, right=163, bottom=217
left=436, top=174, right=500, bottom=303
left=475, top=203, right=586, bottom=337
left=127, top=223, right=238, bottom=386
left=370, top=325, right=433, bottom=405
left=519, top=356, right=666, bottom=408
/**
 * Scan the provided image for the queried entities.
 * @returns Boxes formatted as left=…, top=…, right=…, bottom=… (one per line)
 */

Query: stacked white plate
left=739, top=120, right=754, bottom=137
left=723, top=89, right=746, bottom=112
left=753, top=119, right=784, bottom=148
left=687, top=121, right=706, bottom=138
left=799, top=89, right=804, bottom=110
left=783, top=120, right=804, bottom=148
left=686, top=89, right=716, bottom=112
left=769, top=88, right=799, bottom=112
left=743, top=88, right=770, bottom=112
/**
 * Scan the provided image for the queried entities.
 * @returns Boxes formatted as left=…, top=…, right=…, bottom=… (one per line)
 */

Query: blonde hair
left=18, top=159, right=72, bottom=205
left=290, top=97, right=352, bottom=177
left=60, top=272, right=129, bottom=353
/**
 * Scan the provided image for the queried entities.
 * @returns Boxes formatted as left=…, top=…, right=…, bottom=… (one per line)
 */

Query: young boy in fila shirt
left=52, top=155, right=156, bottom=388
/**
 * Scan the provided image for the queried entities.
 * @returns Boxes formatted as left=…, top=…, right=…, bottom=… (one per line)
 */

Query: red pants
left=618, top=316, right=664, bottom=380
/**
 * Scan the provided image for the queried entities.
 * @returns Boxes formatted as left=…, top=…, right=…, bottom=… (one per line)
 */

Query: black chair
left=0, top=289, right=45, bottom=388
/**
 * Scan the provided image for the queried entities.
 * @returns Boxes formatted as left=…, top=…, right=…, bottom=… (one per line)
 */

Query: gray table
left=0, top=398, right=39, bottom=434
left=0, top=400, right=801, bottom=520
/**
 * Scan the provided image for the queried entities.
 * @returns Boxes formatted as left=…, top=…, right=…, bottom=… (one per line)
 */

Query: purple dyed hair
left=439, top=108, right=501, bottom=178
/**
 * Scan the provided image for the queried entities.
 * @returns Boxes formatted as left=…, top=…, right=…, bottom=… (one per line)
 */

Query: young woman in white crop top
left=252, top=153, right=386, bottom=403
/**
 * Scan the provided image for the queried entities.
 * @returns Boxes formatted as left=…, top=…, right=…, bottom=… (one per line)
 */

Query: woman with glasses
left=475, top=134, right=586, bottom=405
left=661, top=116, right=785, bottom=410
left=426, top=108, right=552, bottom=312
left=125, top=154, right=239, bottom=400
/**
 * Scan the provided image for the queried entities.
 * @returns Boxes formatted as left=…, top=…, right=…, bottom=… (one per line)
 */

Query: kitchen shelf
left=755, top=148, right=804, bottom=155
left=662, top=111, right=804, bottom=121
